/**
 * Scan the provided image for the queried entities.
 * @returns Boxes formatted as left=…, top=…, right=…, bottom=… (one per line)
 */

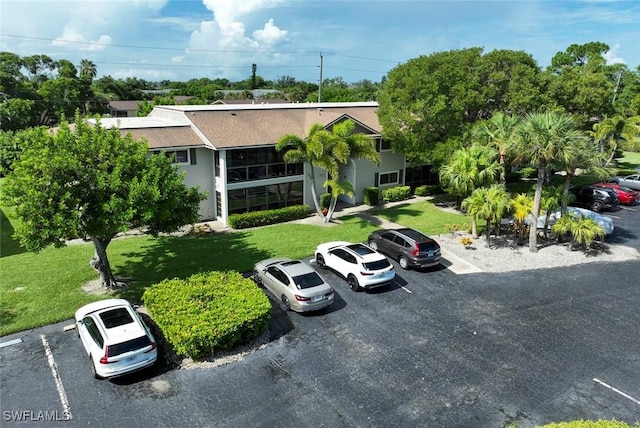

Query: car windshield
left=99, top=308, right=134, bottom=329
left=292, top=272, right=325, bottom=289
left=107, top=336, right=152, bottom=357
left=363, top=259, right=391, bottom=271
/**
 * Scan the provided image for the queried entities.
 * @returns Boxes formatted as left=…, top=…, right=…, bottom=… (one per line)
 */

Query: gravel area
left=436, top=231, right=640, bottom=273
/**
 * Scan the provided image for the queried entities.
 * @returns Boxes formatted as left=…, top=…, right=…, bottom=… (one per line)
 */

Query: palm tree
left=552, top=213, right=605, bottom=251
left=439, top=143, right=500, bottom=206
left=276, top=120, right=379, bottom=223
left=461, top=184, right=511, bottom=247
left=512, top=112, right=585, bottom=252
left=323, top=178, right=354, bottom=220
left=539, top=185, right=562, bottom=238
left=511, top=193, right=533, bottom=245
left=79, top=59, right=97, bottom=81
left=589, top=115, right=640, bottom=166
left=473, top=112, right=520, bottom=184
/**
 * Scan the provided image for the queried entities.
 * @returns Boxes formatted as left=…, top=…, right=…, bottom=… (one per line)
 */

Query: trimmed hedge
left=228, top=205, right=310, bottom=229
left=143, top=271, right=271, bottom=360
left=615, top=169, right=638, bottom=176
left=414, top=184, right=441, bottom=197
left=382, top=185, right=411, bottom=202
left=363, top=186, right=379, bottom=206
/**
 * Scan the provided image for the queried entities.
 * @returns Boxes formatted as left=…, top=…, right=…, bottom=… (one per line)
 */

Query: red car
left=596, top=182, right=640, bottom=205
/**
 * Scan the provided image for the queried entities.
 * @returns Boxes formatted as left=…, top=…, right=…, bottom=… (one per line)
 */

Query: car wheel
left=399, top=256, right=409, bottom=270
left=316, top=254, right=326, bottom=269
left=252, top=270, right=262, bottom=286
left=89, top=355, right=102, bottom=380
left=280, top=295, right=290, bottom=311
left=347, top=274, right=360, bottom=292
left=590, top=201, right=604, bottom=212
left=368, top=240, right=378, bottom=251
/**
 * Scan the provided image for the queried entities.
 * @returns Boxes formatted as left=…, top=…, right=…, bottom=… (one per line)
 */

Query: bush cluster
left=320, top=193, right=332, bottom=209
left=615, top=169, right=638, bottom=176
left=228, top=205, right=310, bottom=229
left=363, top=187, right=379, bottom=206
left=143, top=271, right=271, bottom=360
left=381, top=185, right=412, bottom=202
left=414, top=184, right=441, bottom=197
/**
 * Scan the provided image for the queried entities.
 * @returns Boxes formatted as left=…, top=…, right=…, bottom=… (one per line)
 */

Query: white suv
left=315, top=241, right=395, bottom=291
left=75, top=299, right=158, bottom=379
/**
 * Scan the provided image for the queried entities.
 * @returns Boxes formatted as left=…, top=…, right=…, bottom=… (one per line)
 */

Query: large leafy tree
left=2, top=113, right=206, bottom=288
left=512, top=112, right=585, bottom=252
left=377, top=47, right=545, bottom=166
left=276, top=120, right=379, bottom=222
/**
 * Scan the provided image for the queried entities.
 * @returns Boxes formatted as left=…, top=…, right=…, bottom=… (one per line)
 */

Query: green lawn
left=0, top=203, right=468, bottom=336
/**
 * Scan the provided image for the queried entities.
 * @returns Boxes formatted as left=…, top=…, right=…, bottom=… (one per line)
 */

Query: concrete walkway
left=196, top=197, right=482, bottom=275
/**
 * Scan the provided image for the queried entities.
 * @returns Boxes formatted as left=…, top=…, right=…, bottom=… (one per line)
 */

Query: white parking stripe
left=40, top=335, right=73, bottom=420
left=593, top=378, right=640, bottom=405
left=0, top=338, right=23, bottom=348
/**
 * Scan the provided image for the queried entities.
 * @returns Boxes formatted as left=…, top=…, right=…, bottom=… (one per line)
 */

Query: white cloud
left=253, top=19, right=288, bottom=47
left=604, top=44, right=626, bottom=65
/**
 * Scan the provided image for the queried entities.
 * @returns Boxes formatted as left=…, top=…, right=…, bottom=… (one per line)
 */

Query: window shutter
left=374, top=172, right=379, bottom=186
left=190, top=148, right=197, bottom=165
left=399, top=169, right=404, bottom=184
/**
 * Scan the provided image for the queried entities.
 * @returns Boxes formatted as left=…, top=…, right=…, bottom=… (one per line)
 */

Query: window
left=376, top=138, right=392, bottom=152
left=378, top=171, right=399, bottom=186
left=164, top=150, right=189, bottom=164
left=227, top=181, right=303, bottom=215
left=83, top=317, right=104, bottom=348
left=225, top=147, right=302, bottom=183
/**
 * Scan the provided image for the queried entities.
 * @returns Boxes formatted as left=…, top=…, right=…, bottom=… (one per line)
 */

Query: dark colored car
left=568, top=185, right=619, bottom=212
left=367, top=228, right=441, bottom=270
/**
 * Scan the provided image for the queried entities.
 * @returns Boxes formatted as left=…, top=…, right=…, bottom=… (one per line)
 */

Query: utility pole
left=318, top=53, right=323, bottom=103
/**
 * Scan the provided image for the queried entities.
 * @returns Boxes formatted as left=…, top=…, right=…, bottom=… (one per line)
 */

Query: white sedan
left=315, top=241, right=395, bottom=291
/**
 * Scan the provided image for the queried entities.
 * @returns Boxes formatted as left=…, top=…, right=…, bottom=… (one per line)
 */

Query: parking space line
left=40, top=335, right=73, bottom=420
left=0, top=338, right=23, bottom=348
left=593, top=378, right=640, bottom=406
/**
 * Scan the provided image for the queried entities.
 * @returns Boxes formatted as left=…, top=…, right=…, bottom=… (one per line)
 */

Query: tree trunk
left=471, top=218, right=478, bottom=239
left=90, top=237, right=117, bottom=288
left=485, top=218, right=491, bottom=247
left=562, top=173, right=573, bottom=214
left=528, top=167, right=545, bottom=252
left=308, top=165, right=327, bottom=222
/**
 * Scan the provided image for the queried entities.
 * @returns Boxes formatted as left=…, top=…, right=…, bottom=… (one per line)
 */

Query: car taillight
left=295, top=295, right=311, bottom=301
left=99, top=347, right=110, bottom=364
left=325, top=288, right=334, bottom=296
left=360, top=271, right=374, bottom=276
left=411, top=243, right=420, bottom=256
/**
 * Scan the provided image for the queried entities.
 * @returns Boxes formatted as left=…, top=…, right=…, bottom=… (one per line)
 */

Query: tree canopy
left=2, top=113, right=206, bottom=287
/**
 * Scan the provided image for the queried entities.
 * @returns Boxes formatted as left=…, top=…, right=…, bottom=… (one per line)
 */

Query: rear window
left=108, top=336, right=152, bottom=357
left=417, top=241, right=440, bottom=251
left=292, top=272, right=325, bottom=289
left=99, top=308, right=134, bottom=329
left=363, top=259, right=391, bottom=271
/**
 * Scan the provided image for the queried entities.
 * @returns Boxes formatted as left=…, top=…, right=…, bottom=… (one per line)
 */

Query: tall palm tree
left=473, top=112, right=520, bottom=184
left=512, top=112, right=585, bottom=252
left=276, top=120, right=379, bottom=223
left=461, top=184, right=511, bottom=247
left=439, top=143, right=500, bottom=206
left=79, top=59, right=97, bottom=81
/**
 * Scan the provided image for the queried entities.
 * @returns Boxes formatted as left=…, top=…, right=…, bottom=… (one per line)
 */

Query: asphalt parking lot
left=1, top=206, right=639, bottom=428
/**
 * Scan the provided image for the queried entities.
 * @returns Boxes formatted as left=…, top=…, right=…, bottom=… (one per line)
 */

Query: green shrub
left=540, top=420, right=635, bottom=428
left=414, top=184, right=441, bottom=197
left=363, top=187, right=379, bottom=206
left=382, top=185, right=411, bottom=202
left=518, top=166, right=537, bottom=179
left=143, top=270, right=271, bottom=360
left=228, top=205, right=310, bottom=229
left=320, top=193, right=331, bottom=209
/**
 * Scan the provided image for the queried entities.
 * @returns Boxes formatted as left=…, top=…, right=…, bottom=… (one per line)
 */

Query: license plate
left=312, top=295, right=325, bottom=302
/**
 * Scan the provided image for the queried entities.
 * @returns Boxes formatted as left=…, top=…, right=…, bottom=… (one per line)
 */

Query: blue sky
left=1, top=0, right=639, bottom=84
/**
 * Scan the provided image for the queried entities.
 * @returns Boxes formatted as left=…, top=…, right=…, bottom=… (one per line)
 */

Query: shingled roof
left=150, top=102, right=381, bottom=149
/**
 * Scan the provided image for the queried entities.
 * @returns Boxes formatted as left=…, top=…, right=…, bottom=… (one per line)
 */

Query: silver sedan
left=253, top=258, right=334, bottom=312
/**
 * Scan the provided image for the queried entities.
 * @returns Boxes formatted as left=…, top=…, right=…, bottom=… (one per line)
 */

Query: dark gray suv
left=367, top=228, right=441, bottom=270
